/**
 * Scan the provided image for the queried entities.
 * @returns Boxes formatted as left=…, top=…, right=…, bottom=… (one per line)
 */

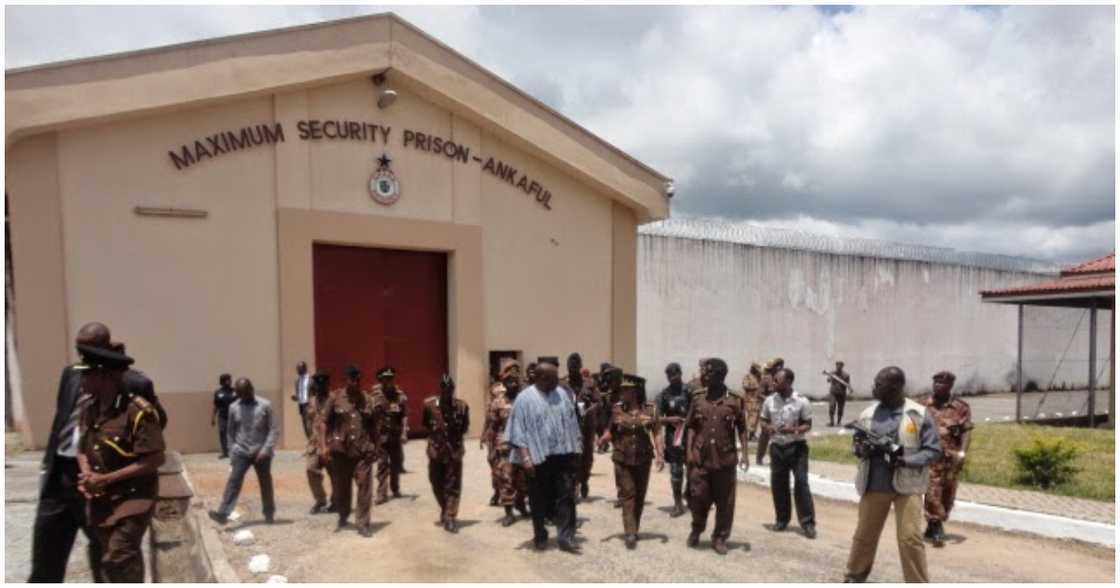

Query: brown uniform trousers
left=923, top=397, right=972, bottom=522
left=423, top=396, right=470, bottom=521
left=755, top=374, right=775, bottom=463
left=686, top=388, right=747, bottom=540
left=742, top=373, right=764, bottom=438
left=487, top=394, right=528, bottom=506
left=78, top=391, right=165, bottom=583
left=610, top=403, right=659, bottom=535
left=372, top=387, right=408, bottom=501
left=305, top=394, right=333, bottom=509
left=322, top=388, right=382, bottom=531
left=484, top=384, right=506, bottom=499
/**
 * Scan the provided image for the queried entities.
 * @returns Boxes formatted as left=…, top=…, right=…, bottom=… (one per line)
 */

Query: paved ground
left=812, top=390, right=1104, bottom=432
left=181, top=444, right=1114, bottom=583
left=4, top=452, right=152, bottom=583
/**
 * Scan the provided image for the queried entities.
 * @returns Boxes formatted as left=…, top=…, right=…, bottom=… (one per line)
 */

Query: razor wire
left=640, top=218, right=1061, bottom=275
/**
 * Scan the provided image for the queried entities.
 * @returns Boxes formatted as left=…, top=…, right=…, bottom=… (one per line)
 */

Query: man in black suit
left=28, top=322, right=166, bottom=582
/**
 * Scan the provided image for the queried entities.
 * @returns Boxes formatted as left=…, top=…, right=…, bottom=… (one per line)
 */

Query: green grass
left=809, top=423, right=1115, bottom=501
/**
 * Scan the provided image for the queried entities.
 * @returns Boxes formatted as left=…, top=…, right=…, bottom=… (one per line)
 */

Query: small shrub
left=1013, top=437, right=1080, bottom=489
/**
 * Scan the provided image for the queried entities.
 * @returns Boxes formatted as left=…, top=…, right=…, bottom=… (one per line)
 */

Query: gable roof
left=6, top=12, right=669, bottom=222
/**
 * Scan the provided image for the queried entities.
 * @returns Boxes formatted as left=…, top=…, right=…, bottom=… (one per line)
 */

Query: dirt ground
left=184, top=444, right=1114, bottom=583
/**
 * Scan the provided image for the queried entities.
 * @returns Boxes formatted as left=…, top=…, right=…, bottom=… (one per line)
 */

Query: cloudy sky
left=6, top=5, right=1115, bottom=263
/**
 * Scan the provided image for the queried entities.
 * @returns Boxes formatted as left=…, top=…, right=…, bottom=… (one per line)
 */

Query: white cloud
left=5, top=5, right=1114, bottom=263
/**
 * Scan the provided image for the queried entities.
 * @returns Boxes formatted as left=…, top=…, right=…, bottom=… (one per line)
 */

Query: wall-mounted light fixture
left=371, top=72, right=398, bottom=110
left=133, top=206, right=208, bottom=219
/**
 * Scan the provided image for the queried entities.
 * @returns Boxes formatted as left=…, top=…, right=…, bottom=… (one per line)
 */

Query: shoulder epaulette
left=424, top=395, right=439, bottom=405
left=72, top=363, right=92, bottom=371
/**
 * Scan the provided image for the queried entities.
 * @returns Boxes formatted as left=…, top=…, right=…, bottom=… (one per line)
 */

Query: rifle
left=844, top=421, right=905, bottom=466
left=822, top=371, right=853, bottom=394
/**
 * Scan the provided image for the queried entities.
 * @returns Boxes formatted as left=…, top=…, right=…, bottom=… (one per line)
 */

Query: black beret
left=346, top=365, right=362, bottom=379
left=311, top=372, right=330, bottom=386
left=706, top=358, right=728, bottom=373
left=77, top=344, right=134, bottom=369
left=621, top=373, right=646, bottom=389
left=440, top=374, right=455, bottom=389
left=377, top=367, right=396, bottom=379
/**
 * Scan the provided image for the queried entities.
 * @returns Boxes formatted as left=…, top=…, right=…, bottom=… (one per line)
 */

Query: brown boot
left=712, top=537, right=729, bottom=555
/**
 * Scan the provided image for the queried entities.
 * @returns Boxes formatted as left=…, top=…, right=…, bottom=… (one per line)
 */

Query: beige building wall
left=9, top=74, right=646, bottom=451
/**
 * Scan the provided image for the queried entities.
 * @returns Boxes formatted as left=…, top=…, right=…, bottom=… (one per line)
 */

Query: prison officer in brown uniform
left=922, top=370, right=973, bottom=547
left=75, top=343, right=165, bottom=583
left=305, top=371, right=335, bottom=514
left=371, top=367, right=408, bottom=504
left=598, top=374, right=664, bottom=549
left=319, top=365, right=382, bottom=537
left=423, top=374, right=471, bottom=533
left=483, top=359, right=520, bottom=507
left=756, top=357, right=784, bottom=465
left=685, top=357, right=749, bottom=555
left=485, top=366, right=530, bottom=526
left=561, top=352, right=600, bottom=501
left=742, top=362, right=765, bottom=441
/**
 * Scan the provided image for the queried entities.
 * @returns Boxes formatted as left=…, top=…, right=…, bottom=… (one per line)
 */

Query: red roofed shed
left=980, top=254, right=1114, bottom=424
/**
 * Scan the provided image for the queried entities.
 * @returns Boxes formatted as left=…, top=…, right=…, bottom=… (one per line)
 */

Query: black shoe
left=218, top=454, right=228, bottom=460
left=624, top=534, right=637, bottom=549
left=490, top=493, right=499, bottom=507
left=310, top=503, right=326, bottom=515
left=843, top=575, right=866, bottom=583
left=392, top=490, right=402, bottom=498
left=336, top=518, right=351, bottom=531
left=771, top=521, right=788, bottom=532
left=580, top=482, right=589, bottom=499
left=374, top=497, right=388, bottom=505
left=930, top=521, right=946, bottom=548
left=445, top=519, right=459, bottom=534
left=502, top=508, right=516, bottom=527
left=207, top=510, right=228, bottom=525
left=326, top=503, right=338, bottom=513
left=264, top=513, right=275, bottom=525
left=557, top=539, right=581, bottom=554
left=514, top=501, right=529, bottom=517
left=923, top=522, right=935, bottom=539
left=802, top=524, right=817, bottom=539
left=613, top=500, right=622, bottom=509
left=358, top=526, right=373, bottom=538
left=712, top=538, right=729, bottom=555
left=670, top=503, right=686, bottom=518
left=687, top=531, right=700, bottom=547
left=533, top=538, right=548, bottom=551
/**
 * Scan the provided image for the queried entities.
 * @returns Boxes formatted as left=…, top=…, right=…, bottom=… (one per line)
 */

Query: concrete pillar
left=1088, top=299, right=1098, bottom=425
left=150, top=451, right=212, bottom=582
left=1016, top=304, right=1024, bottom=424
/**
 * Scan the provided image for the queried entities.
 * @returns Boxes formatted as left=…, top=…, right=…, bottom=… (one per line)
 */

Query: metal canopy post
left=1016, top=304, right=1024, bottom=424
left=1088, top=298, right=1098, bottom=426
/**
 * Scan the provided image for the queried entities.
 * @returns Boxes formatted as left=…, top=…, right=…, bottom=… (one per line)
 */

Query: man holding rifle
left=843, top=366, right=941, bottom=583
left=823, top=361, right=852, bottom=427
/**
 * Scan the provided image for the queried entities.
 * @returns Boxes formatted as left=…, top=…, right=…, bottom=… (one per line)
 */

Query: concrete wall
left=637, top=235, right=1113, bottom=398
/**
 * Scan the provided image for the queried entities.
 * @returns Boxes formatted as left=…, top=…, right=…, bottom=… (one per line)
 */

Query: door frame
left=277, top=208, right=484, bottom=449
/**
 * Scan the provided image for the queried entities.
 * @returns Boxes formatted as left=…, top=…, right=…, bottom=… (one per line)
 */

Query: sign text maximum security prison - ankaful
left=166, top=120, right=554, bottom=210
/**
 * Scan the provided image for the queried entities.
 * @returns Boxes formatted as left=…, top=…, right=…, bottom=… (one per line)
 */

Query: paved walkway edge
left=738, top=466, right=1116, bottom=548
left=196, top=509, right=240, bottom=583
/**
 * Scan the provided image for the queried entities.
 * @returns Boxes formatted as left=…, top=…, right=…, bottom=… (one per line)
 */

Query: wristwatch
left=957, top=451, right=966, bottom=459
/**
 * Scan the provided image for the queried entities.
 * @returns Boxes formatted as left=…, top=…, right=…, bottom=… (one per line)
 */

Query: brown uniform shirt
left=305, top=393, right=331, bottom=456
left=486, top=393, right=516, bottom=450
left=686, top=388, right=747, bottom=469
left=322, top=388, right=381, bottom=459
left=922, top=396, right=974, bottom=454
left=742, top=373, right=764, bottom=402
left=423, top=396, right=471, bottom=462
left=609, top=402, right=660, bottom=466
left=78, top=392, right=165, bottom=527
left=370, top=385, right=408, bottom=443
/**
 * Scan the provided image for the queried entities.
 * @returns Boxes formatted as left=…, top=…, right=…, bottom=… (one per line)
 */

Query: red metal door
left=312, top=243, right=448, bottom=434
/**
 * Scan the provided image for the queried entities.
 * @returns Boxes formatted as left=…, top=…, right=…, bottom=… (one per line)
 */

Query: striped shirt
left=506, top=384, right=583, bottom=466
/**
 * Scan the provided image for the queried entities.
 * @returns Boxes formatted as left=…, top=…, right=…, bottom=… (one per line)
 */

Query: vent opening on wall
left=133, top=206, right=208, bottom=219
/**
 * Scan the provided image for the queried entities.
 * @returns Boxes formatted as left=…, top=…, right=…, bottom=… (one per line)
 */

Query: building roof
left=5, top=12, right=669, bottom=222
left=639, top=217, right=1061, bottom=274
left=980, top=254, right=1115, bottom=306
